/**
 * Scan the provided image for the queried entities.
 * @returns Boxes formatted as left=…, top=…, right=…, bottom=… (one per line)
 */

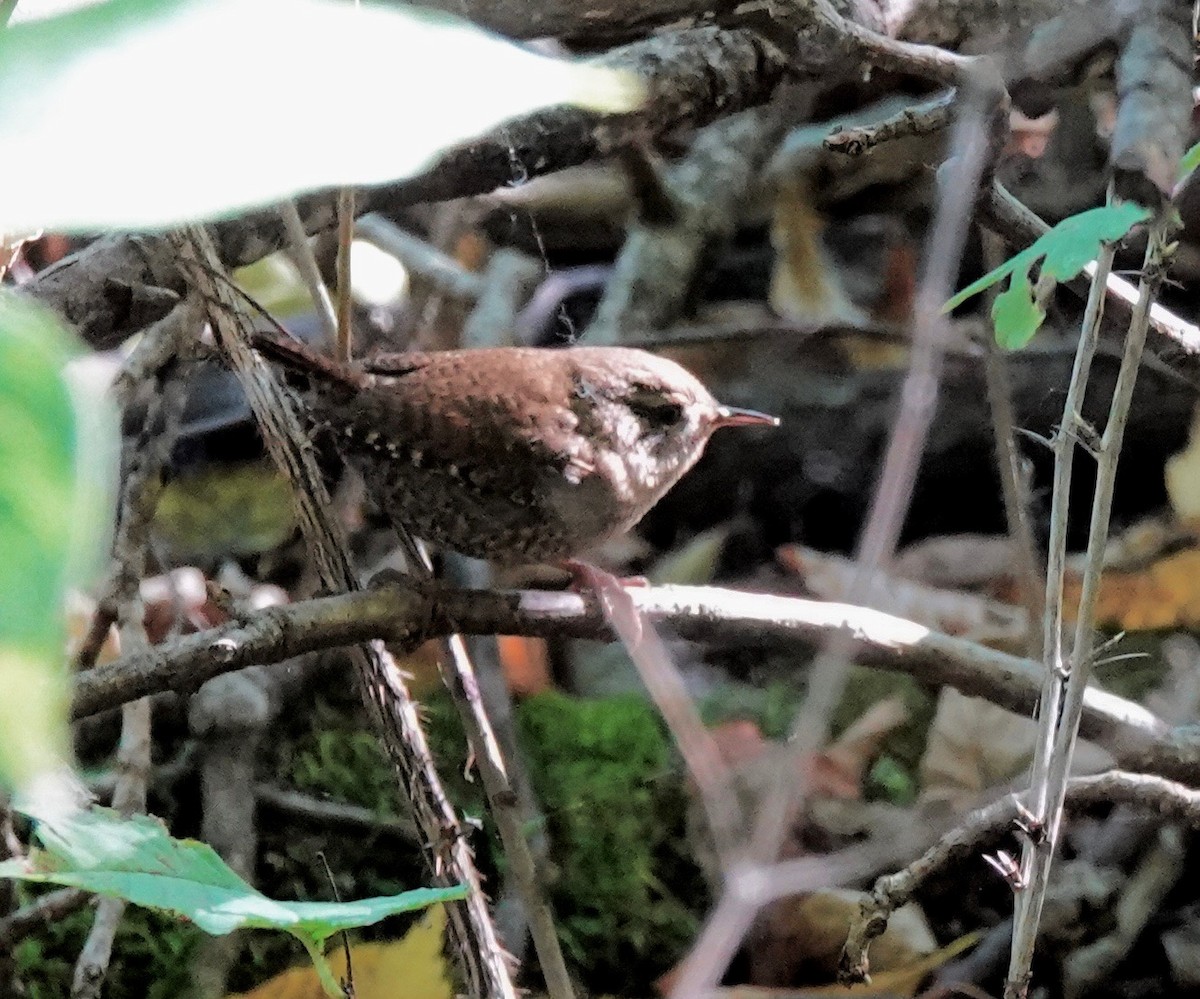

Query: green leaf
left=944, top=202, right=1151, bottom=347
left=992, top=267, right=1045, bottom=350
left=1179, top=140, right=1200, bottom=183
left=0, top=0, right=643, bottom=232
left=0, top=292, right=116, bottom=791
left=0, top=807, right=467, bottom=997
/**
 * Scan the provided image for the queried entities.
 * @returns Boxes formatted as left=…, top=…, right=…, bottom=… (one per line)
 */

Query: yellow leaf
left=227, top=904, right=453, bottom=999
left=769, top=177, right=866, bottom=327
left=719, top=932, right=978, bottom=998
left=1166, top=405, right=1200, bottom=521
left=802, top=931, right=980, bottom=996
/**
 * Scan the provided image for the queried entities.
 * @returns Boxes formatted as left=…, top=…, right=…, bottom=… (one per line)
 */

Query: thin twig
left=335, top=0, right=358, bottom=364
left=980, top=229, right=1043, bottom=659
left=1008, top=231, right=1115, bottom=992
left=72, top=583, right=1178, bottom=776
left=407, top=542, right=576, bottom=999
left=579, top=569, right=742, bottom=863
left=442, top=559, right=552, bottom=961
left=800, top=0, right=980, bottom=87
left=317, top=851, right=355, bottom=998
left=335, top=188, right=354, bottom=363
left=72, top=301, right=202, bottom=672
left=664, top=80, right=996, bottom=999
left=71, top=301, right=191, bottom=999
left=281, top=201, right=338, bottom=341
left=355, top=214, right=485, bottom=301
left=255, top=785, right=418, bottom=840
left=0, top=888, right=89, bottom=946
left=842, top=768, right=1200, bottom=983
left=824, top=89, right=955, bottom=156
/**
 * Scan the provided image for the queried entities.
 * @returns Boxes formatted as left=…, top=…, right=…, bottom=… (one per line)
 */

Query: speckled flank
left=253, top=334, right=755, bottom=565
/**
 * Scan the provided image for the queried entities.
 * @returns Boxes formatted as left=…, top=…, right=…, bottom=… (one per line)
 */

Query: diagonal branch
left=26, top=24, right=792, bottom=350
left=166, top=226, right=514, bottom=999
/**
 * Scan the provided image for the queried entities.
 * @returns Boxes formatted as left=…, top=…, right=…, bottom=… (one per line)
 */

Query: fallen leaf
left=748, top=889, right=936, bottom=989
left=919, top=688, right=1112, bottom=812
left=769, top=177, right=868, bottom=327
left=719, top=930, right=978, bottom=996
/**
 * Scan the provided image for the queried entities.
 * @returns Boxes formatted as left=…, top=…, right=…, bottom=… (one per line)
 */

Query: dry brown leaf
left=919, top=688, right=1112, bottom=812
left=989, top=536, right=1200, bottom=633
left=1097, top=516, right=1198, bottom=571
left=727, top=930, right=979, bottom=996
left=687, top=704, right=908, bottom=891
left=65, top=590, right=121, bottom=666
left=749, top=889, right=936, bottom=989
left=892, top=534, right=1017, bottom=590
left=67, top=568, right=242, bottom=664
left=787, top=530, right=1200, bottom=638
left=389, top=639, right=448, bottom=697
left=1074, top=547, right=1200, bottom=631
left=815, top=696, right=909, bottom=801
left=1167, top=405, right=1200, bottom=521
left=769, top=177, right=868, bottom=327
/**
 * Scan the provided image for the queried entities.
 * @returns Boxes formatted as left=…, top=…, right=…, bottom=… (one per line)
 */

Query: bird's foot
left=559, top=559, right=646, bottom=643
left=559, top=558, right=649, bottom=591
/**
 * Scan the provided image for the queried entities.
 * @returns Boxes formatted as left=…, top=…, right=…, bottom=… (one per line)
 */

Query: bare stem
left=281, top=200, right=338, bottom=342
left=667, top=81, right=994, bottom=999
left=980, top=229, right=1043, bottom=659
left=1006, top=218, right=1174, bottom=999
left=335, top=187, right=354, bottom=363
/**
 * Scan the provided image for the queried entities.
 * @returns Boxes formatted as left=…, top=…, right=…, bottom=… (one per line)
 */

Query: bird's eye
left=627, top=390, right=684, bottom=428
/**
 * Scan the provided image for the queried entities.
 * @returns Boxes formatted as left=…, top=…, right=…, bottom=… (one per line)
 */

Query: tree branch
left=73, top=581, right=1200, bottom=777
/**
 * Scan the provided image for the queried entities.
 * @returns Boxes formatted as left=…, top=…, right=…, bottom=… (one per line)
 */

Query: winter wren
left=252, top=330, right=779, bottom=565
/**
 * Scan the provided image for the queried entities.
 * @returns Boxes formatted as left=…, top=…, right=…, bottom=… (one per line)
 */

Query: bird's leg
left=559, top=558, right=652, bottom=645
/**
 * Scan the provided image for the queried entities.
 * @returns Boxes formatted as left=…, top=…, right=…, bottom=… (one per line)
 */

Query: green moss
left=274, top=689, right=704, bottom=993
left=10, top=889, right=201, bottom=999
left=289, top=699, right=403, bottom=818
left=516, top=692, right=702, bottom=993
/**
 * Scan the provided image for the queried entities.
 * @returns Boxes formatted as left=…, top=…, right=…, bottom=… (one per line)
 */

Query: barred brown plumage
left=251, top=329, right=779, bottom=564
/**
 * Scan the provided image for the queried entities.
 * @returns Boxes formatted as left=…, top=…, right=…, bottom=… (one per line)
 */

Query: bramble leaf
left=0, top=806, right=467, bottom=998
left=944, top=202, right=1151, bottom=349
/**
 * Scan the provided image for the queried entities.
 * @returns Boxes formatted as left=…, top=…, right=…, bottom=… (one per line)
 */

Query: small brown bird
left=252, top=330, right=779, bottom=565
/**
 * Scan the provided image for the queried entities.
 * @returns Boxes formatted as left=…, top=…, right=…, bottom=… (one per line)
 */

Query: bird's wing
left=352, top=348, right=597, bottom=488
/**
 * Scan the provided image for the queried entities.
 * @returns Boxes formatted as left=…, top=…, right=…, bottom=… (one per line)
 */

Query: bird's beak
left=713, top=405, right=780, bottom=429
